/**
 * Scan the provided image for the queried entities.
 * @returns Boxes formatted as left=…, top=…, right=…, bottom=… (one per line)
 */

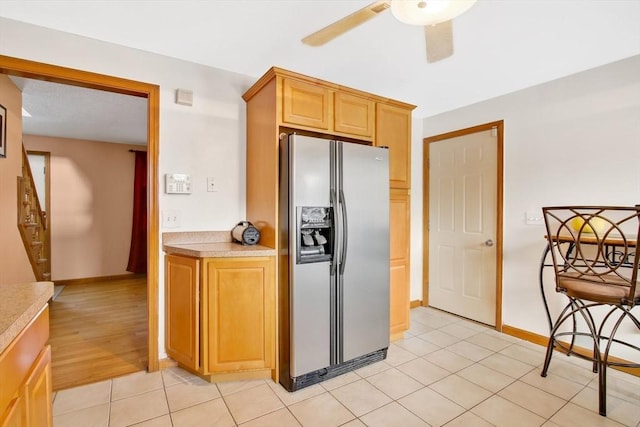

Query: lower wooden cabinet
left=0, top=398, right=22, bottom=427
left=165, top=254, right=275, bottom=381
left=202, top=258, right=275, bottom=373
left=389, top=189, right=411, bottom=338
left=165, top=255, right=200, bottom=369
left=23, top=346, right=52, bottom=427
left=0, top=306, right=52, bottom=427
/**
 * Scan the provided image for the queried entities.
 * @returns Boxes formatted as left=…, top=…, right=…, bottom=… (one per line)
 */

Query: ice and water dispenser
left=297, top=207, right=333, bottom=264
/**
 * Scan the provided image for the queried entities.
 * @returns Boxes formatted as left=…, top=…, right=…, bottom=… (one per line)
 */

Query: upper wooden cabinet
left=242, top=67, right=414, bottom=249
left=281, top=76, right=375, bottom=139
left=333, top=92, right=375, bottom=138
left=282, top=78, right=330, bottom=130
left=376, top=103, right=412, bottom=189
left=243, top=67, right=415, bottom=340
left=243, top=67, right=414, bottom=146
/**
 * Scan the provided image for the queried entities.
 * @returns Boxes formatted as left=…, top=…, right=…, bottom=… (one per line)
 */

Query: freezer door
left=289, top=135, right=333, bottom=376
left=339, top=142, right=390, bottom=362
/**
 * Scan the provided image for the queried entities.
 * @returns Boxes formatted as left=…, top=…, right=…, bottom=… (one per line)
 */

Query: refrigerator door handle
left=330, top=189, right=338, bottom=277
left=339, top=189, right=348, bottom=275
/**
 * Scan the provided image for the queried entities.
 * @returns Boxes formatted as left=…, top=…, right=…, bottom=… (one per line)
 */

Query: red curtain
left=127, top=151, right=147, bottom=273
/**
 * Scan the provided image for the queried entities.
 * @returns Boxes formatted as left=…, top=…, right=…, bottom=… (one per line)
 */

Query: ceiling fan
left=302, top=0, right=476, bottom=63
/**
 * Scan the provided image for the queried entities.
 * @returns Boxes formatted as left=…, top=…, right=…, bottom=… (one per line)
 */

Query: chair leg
left=541, top=336, right=555, bottom=377
left=598, top=361, right=607, bottom=416
left=541, top=302, right=575, bottom=377
left=597, top=307, right=636, bottom=417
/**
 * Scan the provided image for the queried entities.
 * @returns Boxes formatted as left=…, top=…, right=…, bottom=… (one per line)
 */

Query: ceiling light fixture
left=390, top=0, right=476, bottom=26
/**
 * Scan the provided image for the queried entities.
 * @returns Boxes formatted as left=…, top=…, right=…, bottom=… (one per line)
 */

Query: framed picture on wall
left=0, top=104, right=6, bottom=158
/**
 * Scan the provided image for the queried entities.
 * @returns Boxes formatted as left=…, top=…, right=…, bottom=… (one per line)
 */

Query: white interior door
left=428, top=129, right=497, bottom=325
left=27, top=152, right=47, bottom=211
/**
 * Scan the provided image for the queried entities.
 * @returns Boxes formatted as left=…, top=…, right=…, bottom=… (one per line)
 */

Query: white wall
left=410, top=119, right=423, bottom=301
left=4, top=16, right=638, bottom=361
left=1, top=17, right=430, bottom=359
left=420, top=55, right=640, bottom=359
left=0, top=18, right=256, bottom=357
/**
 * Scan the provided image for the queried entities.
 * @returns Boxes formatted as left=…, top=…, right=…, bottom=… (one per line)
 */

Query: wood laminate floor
left=48, top=276, right=148, bottom=391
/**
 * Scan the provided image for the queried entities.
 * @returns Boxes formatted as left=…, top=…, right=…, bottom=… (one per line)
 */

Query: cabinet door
left=334, top=92, right=374, bottom=138
left=376, top=103, right=412, bottom=189
left=0, top=397, right=22, bottom=427
left=24, top=346, right=52, bottom=427
left=165, top=255, right=200, bottom=370
left=390, top=260, right=410, bottom=337
left=282, top=78, right=330, bottom=130
left=202, top=257, right=274, bottom=373
left=389, top=190, right=410, bottom=337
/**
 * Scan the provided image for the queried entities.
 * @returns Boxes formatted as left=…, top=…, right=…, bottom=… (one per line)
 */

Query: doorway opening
left=0, top=55, right=160, bottom=382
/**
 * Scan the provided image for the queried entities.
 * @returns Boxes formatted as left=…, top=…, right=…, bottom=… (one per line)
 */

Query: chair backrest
left=542, top=206, right=640, bottom=306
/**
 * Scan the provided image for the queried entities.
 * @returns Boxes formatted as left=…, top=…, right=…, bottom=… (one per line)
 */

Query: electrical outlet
left=162, top=210, right=181, bottom=228
left=207, top=176, right=217, bottom=192
left=525, top=211, right=544, bottom=225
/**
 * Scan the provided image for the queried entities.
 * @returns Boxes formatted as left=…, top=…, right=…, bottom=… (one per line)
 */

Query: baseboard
left=410, top=300, right=423, bottom=309
left=54, top=273, right=146, bottom=286
left=502, top=324, right=639, bottom=378
left=159, top=357, right=178, bottom=370
left=501, top=325, right=548, bottom=347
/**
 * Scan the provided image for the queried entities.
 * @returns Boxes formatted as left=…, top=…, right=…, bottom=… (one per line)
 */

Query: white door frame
left=423, top=121, right=504, bottom=330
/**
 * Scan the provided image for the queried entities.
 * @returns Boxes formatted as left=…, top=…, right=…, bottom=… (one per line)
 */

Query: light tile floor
left=52, top=307, right=640, bottom=426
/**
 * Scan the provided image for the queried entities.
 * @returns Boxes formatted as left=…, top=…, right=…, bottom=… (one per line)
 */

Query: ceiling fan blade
left=425, top=20, right=454, bottom=63
left=302, top=1, right=390, bottom=46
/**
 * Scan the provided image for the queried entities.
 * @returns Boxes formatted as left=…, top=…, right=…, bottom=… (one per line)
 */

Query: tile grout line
left=53, top=307, right=639, bottom=426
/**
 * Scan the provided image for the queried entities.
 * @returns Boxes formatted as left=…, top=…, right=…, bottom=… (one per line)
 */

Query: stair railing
left=17, top=145, right=51, bottom=281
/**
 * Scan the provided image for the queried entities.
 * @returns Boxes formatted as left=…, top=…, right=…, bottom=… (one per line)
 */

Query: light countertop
left=163, top=230, right=276, bottom=258
left=0, top=281, right=53, bottom=354
left=163, top=242, right=276, bottom=258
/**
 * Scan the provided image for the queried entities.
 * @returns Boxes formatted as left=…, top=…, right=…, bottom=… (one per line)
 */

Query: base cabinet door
left=24, top=346, right=52, bottom=427
left=390, top=260, right=410, bottom=337
left=165, top=255, right=200, bottom=371
left=389, top=190, right=410, bottom=337
left=202, top=257, right=275, bottom=373
left=0, top=397, right=22, bottom=427
left=0, top=306, right=50, bottom=427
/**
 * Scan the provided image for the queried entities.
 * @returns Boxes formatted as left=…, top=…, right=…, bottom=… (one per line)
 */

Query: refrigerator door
left=338, top=142, right=390, bottom=362
left=289, top=135, right=333, bottom=377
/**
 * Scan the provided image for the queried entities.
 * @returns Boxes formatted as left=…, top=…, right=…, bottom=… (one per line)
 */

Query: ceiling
left=10, top=77, right=148, bottom=145
left=1, top=0, right=639, bottom=145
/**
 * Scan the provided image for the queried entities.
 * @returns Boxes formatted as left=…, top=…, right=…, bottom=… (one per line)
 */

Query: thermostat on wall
left=165, top=173, right=192, bottom=194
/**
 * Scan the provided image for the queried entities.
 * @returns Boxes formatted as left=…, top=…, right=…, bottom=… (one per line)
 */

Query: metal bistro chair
left=541, top=206, right=640, bottom=416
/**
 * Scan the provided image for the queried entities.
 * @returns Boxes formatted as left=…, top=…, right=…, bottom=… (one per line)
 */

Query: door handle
left=339, top=189, right=348, bottom=274
left=485, top=239, right=494, bottom=247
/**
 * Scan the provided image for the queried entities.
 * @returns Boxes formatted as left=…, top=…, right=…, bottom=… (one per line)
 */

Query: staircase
left=17, top=145, right=51, bottom=281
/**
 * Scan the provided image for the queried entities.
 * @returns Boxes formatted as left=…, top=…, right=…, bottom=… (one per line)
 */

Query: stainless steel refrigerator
left=279, top=133, right=390, bottom=391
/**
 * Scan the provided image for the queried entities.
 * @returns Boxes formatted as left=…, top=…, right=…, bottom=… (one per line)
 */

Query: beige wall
left=24, top=135, right=146, bottom=281
left=0, top=75, right=36, bottom=284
